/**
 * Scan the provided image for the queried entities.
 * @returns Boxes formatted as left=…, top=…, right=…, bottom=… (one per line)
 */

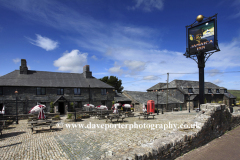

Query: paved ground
left=176, top=125, right=240, bottom=160
left=0, top=111, right=199, bottom=160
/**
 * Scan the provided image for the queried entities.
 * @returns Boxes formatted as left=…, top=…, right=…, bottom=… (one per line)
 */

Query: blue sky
left=0, top=0, right=240, bottom=91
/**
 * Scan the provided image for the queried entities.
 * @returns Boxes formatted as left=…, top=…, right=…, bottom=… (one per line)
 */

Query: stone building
left=122, top=90, right=184, bottom=112
left=0, top=59, right=114, bottom=114
left=147, top=80, right=236, bottom=109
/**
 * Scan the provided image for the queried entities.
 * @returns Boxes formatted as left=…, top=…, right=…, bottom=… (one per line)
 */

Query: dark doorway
left=59, top=102, right=65, bottom=114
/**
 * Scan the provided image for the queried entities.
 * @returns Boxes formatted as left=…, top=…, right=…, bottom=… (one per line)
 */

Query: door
left=59, top=102, right=65, bottom=114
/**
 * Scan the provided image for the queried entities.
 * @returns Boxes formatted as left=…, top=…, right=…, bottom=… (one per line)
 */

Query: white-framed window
left=36, top=87, right=46, bottom=95
left=208, top=89, right=212, bottom=93
left=74, top=88, right=81, bottom=95
left=224, top=89, right=227, bottom=93
left=188, top=88, right=193, bottom=93
left=57, top=88, right=64, bottom=95
left=101, top=89, right=107, bottom=95
left=216, top=89, right=220, bottom=93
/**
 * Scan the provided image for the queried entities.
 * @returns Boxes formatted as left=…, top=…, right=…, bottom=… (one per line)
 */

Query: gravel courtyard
left=0, top=111, right=199, bottom=160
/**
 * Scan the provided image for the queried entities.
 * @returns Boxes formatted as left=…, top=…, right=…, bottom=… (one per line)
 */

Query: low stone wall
left=132, top=103, right=240, bottom=160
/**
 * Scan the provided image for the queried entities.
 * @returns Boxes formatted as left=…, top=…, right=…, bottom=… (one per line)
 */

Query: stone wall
left=132, top=103, right=240, bottom=160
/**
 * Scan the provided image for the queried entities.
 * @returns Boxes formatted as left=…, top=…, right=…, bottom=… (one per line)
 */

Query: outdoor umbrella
left=114, top=103, right=121, bottom=107
left=122, top=104, right=132, bottom=108
left=142, top=103, right=147, bottom=113
left=29, top=104, right=46, bottom=119
left=0, top=105, right=5, bottom=114
left=113, top=104, right=118, bottom=114
left=84, top=104, right=95, bottom=108
left=96, top=105, right=108, bottom=110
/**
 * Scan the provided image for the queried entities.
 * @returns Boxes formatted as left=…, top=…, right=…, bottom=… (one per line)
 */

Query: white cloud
left=143, top=75, right=159, bottom=80
left=124, top=60, right=146, bottom=72
left=54, top=50, right=88, bottom=73
left=28, top=34, right=58, bottom=51
left=13, top=58, right=20, bottom=64
left=91, top=55, right=98, bottom=60
left=207, top=39, right=240, bottom=69
left=109, top=62, right=124, bottom=75
left=207, top=69, right=223, bottom=77
left=129, top=0, right=164, bottom=12
left=212, top=79, right=223, bottom=84
left=27, top=65, right=31, bottom=70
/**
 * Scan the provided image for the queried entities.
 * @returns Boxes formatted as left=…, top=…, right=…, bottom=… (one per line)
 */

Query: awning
left=53, top=96, right=68, bottom=104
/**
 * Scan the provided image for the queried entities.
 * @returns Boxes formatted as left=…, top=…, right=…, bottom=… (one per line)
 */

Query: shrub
left=218, top=101, right=223, bottom=104
left=67, top=113, right=73, bottom=119
left=77, top=115, right=82, bottom=119
left=53, top=115, right=60, bottom=120
left=50, top=102, right=54, bottom=113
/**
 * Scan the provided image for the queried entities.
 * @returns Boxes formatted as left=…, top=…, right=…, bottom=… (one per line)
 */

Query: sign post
left=184, top=14, right=220, bottom=110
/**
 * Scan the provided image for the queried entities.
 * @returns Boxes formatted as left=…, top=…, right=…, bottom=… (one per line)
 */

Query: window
left=188, top=88, right=193, bottom=93
left=74, top=88, right=81, bottom=95
left=216, top=89, right=220, bottom=93
left=101, top=89, right=106, bottom=95
left=0, top=87, right=2, bottom=95
left=208, top=89, right=212, bottom=93
left=224, top=89, right=227, bottom=93
left=36, top=87, right=46, bottom=95
left=57, top=88, right=64, bottom=95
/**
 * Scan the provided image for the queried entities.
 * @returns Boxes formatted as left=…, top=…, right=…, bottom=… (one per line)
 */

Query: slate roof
left=123, top=90, right=183, bottom=104
left=162, top=80, right=222, bottom=89
left=224, top=93, right=236, bottom=99
left=147, top=80, right=228, bottom=95
left=114, top=93, right=131, bottom=102
left=147, top=83, right=167, bottom=91
left=0, top=70, right=114, bottom=88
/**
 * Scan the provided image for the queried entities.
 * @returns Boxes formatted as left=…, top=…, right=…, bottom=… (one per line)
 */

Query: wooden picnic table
left=124, top=112, right=134, bottom=117
left=106, top=114, right=125, bottom=123
left=27, top=120, right=59, bottom=133
left=138, top=113, right=155, bottom=119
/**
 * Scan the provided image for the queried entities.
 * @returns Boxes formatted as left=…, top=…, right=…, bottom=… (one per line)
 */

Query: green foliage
left=112, top=101, right=115, bottom=105
left=204, top=98, right=207, bottom=104
left=50, top=102, right=54, bottom=113
left=69, top=102, right=74, bottom=111
left=99, top=76, right=124, bottom=93
left=67, top=113, right=73, bottom=119
left=218, top=101, right=223, bottom=104
left=50, top=102, right=54, bottom=108
left=76, top=114, right=82, bottom=119
left=228, top=90, right=240, bottom=101
left=53, top=115, right=60, bottom=120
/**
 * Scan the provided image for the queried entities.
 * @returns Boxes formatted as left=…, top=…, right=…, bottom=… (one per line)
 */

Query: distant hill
left=228, top=90, right=240, bottom=101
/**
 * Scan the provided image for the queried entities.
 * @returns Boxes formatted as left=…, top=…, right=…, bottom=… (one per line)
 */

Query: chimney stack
left=83, top=65, right=92, bottom=78
left=20, top=59, right=28, bottom=74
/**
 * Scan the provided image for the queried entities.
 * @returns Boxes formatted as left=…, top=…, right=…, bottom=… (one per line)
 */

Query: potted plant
left=52, top=115, right=61, bottom=120
left=50, top=102, right=54, bottom=113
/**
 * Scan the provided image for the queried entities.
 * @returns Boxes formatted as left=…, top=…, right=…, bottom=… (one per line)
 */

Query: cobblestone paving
left=0, top=111, right=198, bottom=160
